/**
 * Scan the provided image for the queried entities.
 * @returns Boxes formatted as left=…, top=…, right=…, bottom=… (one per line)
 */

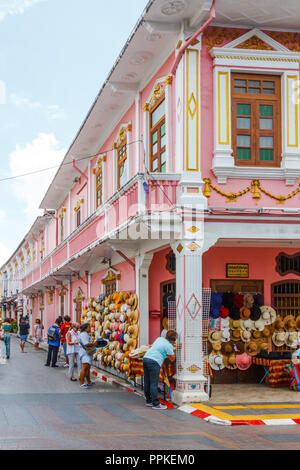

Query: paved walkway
left=2, top=337, right=300, bottom=449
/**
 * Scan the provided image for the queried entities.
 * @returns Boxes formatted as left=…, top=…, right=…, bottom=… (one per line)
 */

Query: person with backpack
left=45, top=318, right=61, bottom=368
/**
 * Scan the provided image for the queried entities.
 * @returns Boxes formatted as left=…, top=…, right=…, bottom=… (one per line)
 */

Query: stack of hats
left=272, top=313, right=300, bottom=349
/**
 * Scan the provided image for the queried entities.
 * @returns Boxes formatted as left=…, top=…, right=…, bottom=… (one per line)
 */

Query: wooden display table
left=253, top=358, right=291, bottom=387
left=129, top=357, right=176, bottom=387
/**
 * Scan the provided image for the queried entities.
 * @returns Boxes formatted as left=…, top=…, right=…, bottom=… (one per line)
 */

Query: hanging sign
left=226, top=263, right=249, bottom=278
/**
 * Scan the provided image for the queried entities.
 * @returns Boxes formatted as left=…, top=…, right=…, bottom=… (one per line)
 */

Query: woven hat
left=258, top=340, right=269, bottom=352
left=222, top=292, right=234, bottom=309
left=296, top=316, right=300, bottom=331
left=250, top=304, right=262, bottom=321
left=162, top=317, right=169, bottom=330
left=273, top=316, right=285, bottom=331
left=233, top=294, right=244, bottom=309
left=209, top=353, right=225, bottom=371
left=272, top=331, right=287, bottom=347
left=240, top=307, right=251, bottom=320
left=245, top=340, right=261, bottom=356
left=212, top=342, right=222, bottom=353
left=223, top=353, right=237, bottom=370
left=229, top=319, right=240, bottom=331
left=284, top=315, right=297, bottom=332
left=243, top=294, right=254, bottom=309
left=229, top=305, right=241, bottom=320
left=252, top=330, right=262, bottom=340
left=221, top=327, right=231, bottom=342
left=221, top=342, right=234, bottom=356
left=219, top=306, right=230, bottom=319
left=253, top=319, right=265, bottom=332
left=262, top=326, right=272, bottom=339
left=240, top=319, right=254, bottom=332
left=231, top=329, right=241, bottom=341
left=254, top=294, right=264, bottom=307
left=208, top=330, right=222, bottom=344
left=260, top=306, right=276, bottom=325
left=241, top=330, right=252, bottom=343
left=232, top=341, right=244, bottom=355
left=220, top=317, right=230, bottom=330
left=285, top=332, right=298, bottom=349
left=236, top=352, right=252, bottom=371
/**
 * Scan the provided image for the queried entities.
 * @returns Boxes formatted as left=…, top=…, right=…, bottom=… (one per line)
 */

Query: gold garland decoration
left=203, top=178, right=300, bottom=204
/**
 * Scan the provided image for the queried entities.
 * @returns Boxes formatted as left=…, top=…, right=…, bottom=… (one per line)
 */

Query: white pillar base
left=172, top=389, right=209, bottom=406
left=172, top=373, right=210, bottom=405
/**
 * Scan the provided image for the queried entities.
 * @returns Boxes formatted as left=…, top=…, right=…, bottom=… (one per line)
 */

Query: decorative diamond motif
left=187, top=242, right=199, bottom=252
left=177, top=295, right=184, bottom=320
left=177, top=243, right=183, bottom=253
left=188, top=226, right=199, bottom=233
left=188, top=93, right=197, bottom=119
left=188, top=364, right=200, bottom=374
left=187, top=294, right=201, bottom=320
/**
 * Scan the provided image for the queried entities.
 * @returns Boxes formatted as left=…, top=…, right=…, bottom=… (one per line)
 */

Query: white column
left=135, top=252, right=153, bottom=347
left=171, top=240, right=209, bottom=405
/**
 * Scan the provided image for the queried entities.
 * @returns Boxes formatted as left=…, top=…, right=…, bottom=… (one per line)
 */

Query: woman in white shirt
left=66, top=323, right=81, bottom=382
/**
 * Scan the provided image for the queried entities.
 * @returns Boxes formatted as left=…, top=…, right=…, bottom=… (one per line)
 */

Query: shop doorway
left=160, top=279, right=176, bottom=332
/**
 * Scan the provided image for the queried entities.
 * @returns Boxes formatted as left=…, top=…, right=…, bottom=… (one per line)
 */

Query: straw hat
left=250, top=305, right=262, bottom=321
left=212, top=342, right=222, bottom=354
left=240, top=307, right=251, bottom=320
left=295, top=316, right=300, bottom=332
left=285, top=332, right=298, bottom=349
left=241, top=330, right=252, bottom=343
left=209, top=353, right=225, bottom=371
left=284, top=315, right=296, bottom=332
left=219, top=307, right=230, bottom=319
left=221, top=342, right=234, bottom=356
left=253, top=319, right=265, bottom=332
left=243, top=294, right=254, bottom=309
left=229, top=305, right=241, bottom=320
left=252, top=330, right=262, bottom=340
left=220, top=317, right=230, bottom=330
left=232, top=341, right=244, bottom=355
left=258, top=340, right=269, bottom=352
left=240, top=319, right=254, bottom=332
left=162, top=317, right=169, bottom=330
left=273, top=316, right=285, bottom=331
left=262, top=326, right=272, bottom=339
left=245, top=340, right=261, bottom=356
left=272, top=331, right=287, bottom=347
left=260, top=306, right=276, bottom=325
left=223, top=353, right=237, bottom=370
left=208, top=330, right=222, bottom=344
left=221, top=327, right=231, bottom=342
left=231, top=329, right=241, bottom=341
left=229, top=319, right=240, bottom=330
left=233, top=294, right=244, bottom=308
left=236, top=352, right=252, bottom=371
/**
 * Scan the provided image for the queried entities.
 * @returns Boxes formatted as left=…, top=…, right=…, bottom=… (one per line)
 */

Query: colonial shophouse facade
left=2, top=0, right=300, bottom=404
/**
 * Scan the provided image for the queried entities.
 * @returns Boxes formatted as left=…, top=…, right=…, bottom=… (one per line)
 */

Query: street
left=0, top=337, right=300, bottom=451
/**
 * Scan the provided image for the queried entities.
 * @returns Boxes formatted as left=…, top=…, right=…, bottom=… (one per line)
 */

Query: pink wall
left=203, top=246, right=300, bottom=305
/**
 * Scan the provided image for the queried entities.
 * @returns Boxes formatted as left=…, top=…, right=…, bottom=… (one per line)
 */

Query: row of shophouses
left=2, top=0, right=300, bottom=404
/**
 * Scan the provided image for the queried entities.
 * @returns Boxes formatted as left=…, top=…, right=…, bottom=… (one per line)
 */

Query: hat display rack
left=82, top=291, right=142, bottom=378
left=207, top=290, right=300, bottom=372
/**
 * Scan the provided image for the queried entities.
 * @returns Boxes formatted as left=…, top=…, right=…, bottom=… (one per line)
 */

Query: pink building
left=2, top=0, right=300, bottom=404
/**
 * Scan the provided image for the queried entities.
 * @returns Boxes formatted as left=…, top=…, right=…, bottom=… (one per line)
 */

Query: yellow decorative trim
left=144, top=78, right=168, bottom=112
left=203, top=178, right=300, bottom=204
left=218, top=71, right=229, bottom=146
left=114, top=123, right=132, bottom=148
left=58, top=207, right=66, bottom=219
left=101, top=270, right=121, bottom=284
left=93, top=155, right=106, bottom=174
left=74, top=199, right=84, bottom=212
left=214, top=54, right=300, bottom=62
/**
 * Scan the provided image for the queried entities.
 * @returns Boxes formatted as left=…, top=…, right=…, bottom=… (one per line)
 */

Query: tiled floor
left=210, top=383, right=300, bottom=404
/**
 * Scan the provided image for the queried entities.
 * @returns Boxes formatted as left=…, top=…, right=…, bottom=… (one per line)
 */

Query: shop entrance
left=160, top=279, right=176, bottom=332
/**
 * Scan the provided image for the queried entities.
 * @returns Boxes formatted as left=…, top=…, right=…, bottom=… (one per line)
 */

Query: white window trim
left=114, top=122, right=132, bottom=192
left=143, top=75, right=172, bottom=174
left=210, top=29, right=300, bottom=185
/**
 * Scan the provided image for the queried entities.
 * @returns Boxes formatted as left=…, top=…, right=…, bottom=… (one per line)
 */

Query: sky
left=0, top=0, right=149, bottom=266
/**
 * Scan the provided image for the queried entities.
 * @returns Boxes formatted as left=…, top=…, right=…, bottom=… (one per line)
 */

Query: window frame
left=95, top=164, right=103, bottom=209
left=231, top=73, right=281, bottom=168
left=149, top=94, right=166, bottom=173
left=117, top=137, right=127, bottom=190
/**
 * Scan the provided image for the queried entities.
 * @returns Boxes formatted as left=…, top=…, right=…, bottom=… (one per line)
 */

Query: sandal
left=70, top=377, right=77, bottom=382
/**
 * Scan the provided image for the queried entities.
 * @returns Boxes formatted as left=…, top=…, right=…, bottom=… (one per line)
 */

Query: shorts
left=20, top=335, right=27, bottom=343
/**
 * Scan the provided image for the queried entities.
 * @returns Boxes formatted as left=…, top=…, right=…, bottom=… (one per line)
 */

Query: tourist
left=78, top=323, right=98, bottom=389
left=59, top=315, right=71, bottom=367
left=66, top=323, right=81, bottom=381
left=19, top=316, right=30, bottom=353
left=45, top=318, right=61, bottom=367
left=33, top=318, right=44, bottom=351
left=142, top=330, right=177, bottom=410
left=0, top=324, right=5, bottom=361
left=1, top=318, right=11, bottom=359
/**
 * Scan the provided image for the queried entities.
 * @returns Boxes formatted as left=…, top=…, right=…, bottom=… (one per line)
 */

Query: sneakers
left=145, top=402, right=153, bottom=407
left=80, top=384, right=89, bottom=389
left=63, top=364, right=69, bottom=368
left=87, top=382, right=96, bottom=387
left=152, top=403, right=167, bottom=410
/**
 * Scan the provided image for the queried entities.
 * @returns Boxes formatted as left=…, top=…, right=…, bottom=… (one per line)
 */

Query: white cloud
left=9, top=133, right=67, bottom=222
left=10, top=93, right=66, bottom=120
left=0, top=240, right=11, bottom=267
left=0, top=0, right=46, bottom=21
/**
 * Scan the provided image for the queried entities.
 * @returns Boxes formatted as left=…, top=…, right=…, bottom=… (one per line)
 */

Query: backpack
left=47, top=325, right=58, bottom=343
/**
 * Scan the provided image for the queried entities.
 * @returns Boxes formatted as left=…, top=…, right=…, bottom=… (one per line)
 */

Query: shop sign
left=226, top=263, right=249, bottom=278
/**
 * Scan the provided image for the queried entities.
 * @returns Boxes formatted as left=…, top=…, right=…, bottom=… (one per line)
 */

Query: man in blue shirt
left=45, top=318, right=61, bottom=368
left=143, top=330, right=177, bottom=410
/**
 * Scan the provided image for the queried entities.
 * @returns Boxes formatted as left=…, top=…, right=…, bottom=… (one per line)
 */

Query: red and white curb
left=178, top=404, right=300, bottom=426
